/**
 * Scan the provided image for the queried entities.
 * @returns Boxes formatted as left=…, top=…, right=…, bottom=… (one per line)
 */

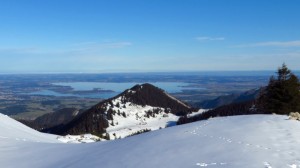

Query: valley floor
left=1, top=114, right=300, bottom=168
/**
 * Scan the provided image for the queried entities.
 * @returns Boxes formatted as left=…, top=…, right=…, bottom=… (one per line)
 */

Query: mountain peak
left=130, top=83, right=152, bottom=90
left=117, top=83, right=192, bottom=114
left=48, top=83, right=195, bottom=139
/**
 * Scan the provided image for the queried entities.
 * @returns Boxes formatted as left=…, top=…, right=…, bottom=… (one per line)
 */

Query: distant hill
left=178, top=100, right=266, bottom=125
left=46, top=83, right=197, bottom=139
left=194, top=88, right=262, bottom=109
left=19, top=108, right=83, bottom=130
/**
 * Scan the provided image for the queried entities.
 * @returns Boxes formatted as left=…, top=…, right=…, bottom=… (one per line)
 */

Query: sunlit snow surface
left=1, top=113, right=300, bottom=168
left=57, top=134, right=102, bottom=143
left=105, top=94, right=182, bottom=139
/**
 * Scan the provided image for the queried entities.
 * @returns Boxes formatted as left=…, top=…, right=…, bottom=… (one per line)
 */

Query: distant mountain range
left=40, top=83, right=197, bottom=139
left=178, top=88, right=267, bottom=125
left=194, top=88, right=262, bottom=109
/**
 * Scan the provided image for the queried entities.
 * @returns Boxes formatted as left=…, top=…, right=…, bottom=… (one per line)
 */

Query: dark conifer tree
left=258, top=63, right=300, bottom=114
left=277, top=63, right=291, bottom=81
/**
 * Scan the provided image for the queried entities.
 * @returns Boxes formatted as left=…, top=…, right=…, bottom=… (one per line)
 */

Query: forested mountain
left=45, top=83, right=196, bottom=139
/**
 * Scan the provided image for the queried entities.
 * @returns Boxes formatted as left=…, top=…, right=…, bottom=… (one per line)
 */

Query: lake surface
left=30, top=82, right=203, bottom=99
left=30, top=90, right=117, bottom=99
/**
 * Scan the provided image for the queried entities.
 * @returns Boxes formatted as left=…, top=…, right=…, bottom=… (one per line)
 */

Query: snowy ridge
left=164, top=91, right=191, bottom=109
left=2, top=114, right=300, bottom=167
left=187, top=109, right=208, bottom=117
left=104, top=95, right=180, bottom=139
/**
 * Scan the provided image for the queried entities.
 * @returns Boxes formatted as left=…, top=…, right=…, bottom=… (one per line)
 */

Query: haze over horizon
left=1, top=0, right=300, bottom=73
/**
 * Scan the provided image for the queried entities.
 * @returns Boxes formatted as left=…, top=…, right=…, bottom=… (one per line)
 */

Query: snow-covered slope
left=1, top=113, right=300, bottom=168
left=0, top=113, right=59, bottom=143
left=51, top=83, right=196, bottom=139
left=0, top=113, right=100, bottom=144
left=105, top=95, right=180, bottom=139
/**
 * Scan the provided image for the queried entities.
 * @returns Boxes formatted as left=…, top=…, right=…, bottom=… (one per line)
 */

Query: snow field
left=2, top=113, right=300, bottom=167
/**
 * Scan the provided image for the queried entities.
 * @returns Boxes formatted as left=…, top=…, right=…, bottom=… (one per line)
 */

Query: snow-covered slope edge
left=0, top=113, right=100, bottom=143
left=1, top=114, right=300, bottom=168
left=0, top=113, right=59, bottom=143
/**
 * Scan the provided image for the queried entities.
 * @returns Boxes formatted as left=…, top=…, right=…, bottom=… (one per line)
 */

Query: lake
left=30, top=82, right=204, bottom=99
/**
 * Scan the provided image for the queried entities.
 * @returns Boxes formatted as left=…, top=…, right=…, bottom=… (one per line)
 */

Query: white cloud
left=71, top=41, right=132, bottom=51
left=72, top=41, right=132, bottom=47
left=96, top=42, right=132, bottom=48
left=0, top=41, right=132, bottom=56
left=235, top=40, right=300, bottom=48
left=195, top=36, right=225, bottom=41
left=0, top=47, right=39, bottom=54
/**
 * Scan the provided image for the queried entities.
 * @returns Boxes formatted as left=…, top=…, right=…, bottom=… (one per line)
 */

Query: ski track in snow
left=189, top=117, right=300, bottom=168
left=263, top=162, right=272, bottom=168
left=196, top=162, right=227, bottom=167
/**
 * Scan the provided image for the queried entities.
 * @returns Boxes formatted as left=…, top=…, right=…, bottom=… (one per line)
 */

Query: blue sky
left=0, top=0, right=300, bottom=73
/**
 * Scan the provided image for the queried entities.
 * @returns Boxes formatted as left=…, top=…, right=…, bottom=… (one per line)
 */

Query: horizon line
left=0, top=70, right=300, bottom=75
